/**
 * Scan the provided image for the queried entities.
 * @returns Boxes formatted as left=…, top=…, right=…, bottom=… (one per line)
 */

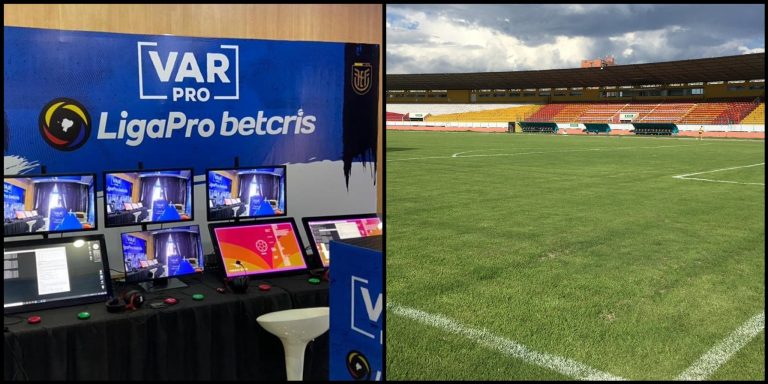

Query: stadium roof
left=387, top=53, right=765, bottom=90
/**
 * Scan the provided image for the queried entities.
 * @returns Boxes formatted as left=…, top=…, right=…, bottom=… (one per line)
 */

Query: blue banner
left=105, top=174, right=133, bottom=209
left=3, top=182, right=25, bottom=219
left=207, top=171, right=232, bottom=205
left=4, top=27, right=379, bottom=188
left=151, top=200, right=168, bottom=221
left=248, top=195, right=275, bottom=216
left=122, top=234, right=147, bottom=270
left=48, top=207, right=68, bottom=230
left=329, top=238, right=383, bottom=381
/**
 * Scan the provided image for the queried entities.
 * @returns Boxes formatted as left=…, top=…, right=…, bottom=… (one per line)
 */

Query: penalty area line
left=672, top=163, right=764, bottom=186
left=388, top=303, right=626, bottom=381
left=676, top=311, right=765, bottom=380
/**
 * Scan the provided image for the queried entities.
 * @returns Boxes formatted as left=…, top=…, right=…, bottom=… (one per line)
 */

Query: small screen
left=121, top=225, right=204, bottom=284
left=303, top=215, right=382, bottom=267
left=210, top=219, right=307, bottom=278
left=3, top=174, right=98, bottom=237
left=104, top=169, right=193, bottom=228
left=106, top=205, right=112, bottom=214
left=4, top=235, right=112, bottom=314
left=206, top=166, right=286, bottom=222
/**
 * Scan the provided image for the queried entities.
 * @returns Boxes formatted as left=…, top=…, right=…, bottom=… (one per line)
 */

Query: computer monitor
left=4, top=234, right=112, bottom=314
left=3, top=173, right=98, bottom=237
left=103, top=168, right=193, bottom=228
left=209, top=218, right=308, bottom=278
left=205, top=166, right=286, bottom=222
left=120, top=224, right=204, bottom=292
left=302, top=214, right=382, bottom=267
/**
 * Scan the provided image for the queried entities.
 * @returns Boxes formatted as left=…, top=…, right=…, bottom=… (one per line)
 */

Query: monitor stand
left=138, top=277, right=188, bottom=293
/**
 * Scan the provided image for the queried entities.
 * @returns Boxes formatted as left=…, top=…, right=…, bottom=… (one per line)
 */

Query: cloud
left=387, top=4, right=765, bottom=74
left=739, top=46, right=765, bottom=54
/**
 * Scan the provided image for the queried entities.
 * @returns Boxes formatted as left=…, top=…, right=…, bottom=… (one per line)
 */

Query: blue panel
left=329, top=240, right=382, bottom=381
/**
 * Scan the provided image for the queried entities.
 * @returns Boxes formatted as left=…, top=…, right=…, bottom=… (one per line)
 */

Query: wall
left=4, top=4, right=383, bottom=274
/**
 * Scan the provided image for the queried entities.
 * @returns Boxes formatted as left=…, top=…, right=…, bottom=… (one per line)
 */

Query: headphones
left=105, top=289, right=145, bottom=313
left=227, top=261, right=249, bottom=293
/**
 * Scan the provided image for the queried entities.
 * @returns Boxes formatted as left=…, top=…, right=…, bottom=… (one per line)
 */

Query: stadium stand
left=386, top=54, right=764, bottom=137
left=741, top=103, right=765, bottom=124
left=678, top=101, right=756, bottom=124
left=637, top=103, right=696, bottom=122
left=386, top=103, right=530, bottom=115
left=386, top=111, right=408, bottom=121
left=426, top=105, right=541, bottom=122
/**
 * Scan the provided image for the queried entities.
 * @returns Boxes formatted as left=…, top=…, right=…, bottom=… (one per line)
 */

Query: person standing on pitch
left=698, top=125, right=704, bottom=140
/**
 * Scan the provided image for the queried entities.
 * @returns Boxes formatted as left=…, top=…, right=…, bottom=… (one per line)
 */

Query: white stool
left=257, top=307, right=329, bottom=381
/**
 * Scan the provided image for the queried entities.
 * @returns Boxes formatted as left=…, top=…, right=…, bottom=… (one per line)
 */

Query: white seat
left=257, top=307, right=329, bottom=381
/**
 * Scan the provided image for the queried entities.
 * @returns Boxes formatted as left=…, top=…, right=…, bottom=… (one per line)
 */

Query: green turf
left=708, top=332, right=765, bottom=381
left=386, top=132, right=765, bottom=380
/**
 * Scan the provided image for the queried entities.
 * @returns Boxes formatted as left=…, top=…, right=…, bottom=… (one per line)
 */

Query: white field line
left=551, top=135, right=764, bottom=143
left=672, top=163, right=765, bottom=186
left=388, top=303, right=626, bottom=381
left=387, top=143, right=708, bottom=162
left=676, top=312, right=765, bottom=381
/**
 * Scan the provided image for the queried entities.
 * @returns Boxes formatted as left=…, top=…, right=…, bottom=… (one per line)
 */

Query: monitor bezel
left=208, top=217, right=309, bottom=279
left=301, top=213, right=381, bottom=268
left=3, top=172, right=99, bottom=238
left=119, top=223, right=204, bottom=285
left=3, top=234, right=113, bottom=314
left=204, top=165, right=287, bottom=223
left=102, top=167, right=194, bottom=228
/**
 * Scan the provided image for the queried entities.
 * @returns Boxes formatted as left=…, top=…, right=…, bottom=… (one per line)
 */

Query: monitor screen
left=3, top=234, right=112, bottom=314
left=302, top=214, right=382, bottom=267
left=206, top=166, right=286, bottom=222
left=209, top=218, right=308, bottom=278
left=103, top=168, right=193, bottom=228
left=121, top=224, right=204, bottom=284
left=3, top=173, right=98, bottom=237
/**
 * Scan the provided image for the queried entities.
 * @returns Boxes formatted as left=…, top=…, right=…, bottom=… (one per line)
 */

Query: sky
left=386, top=4, right=765, bottom=74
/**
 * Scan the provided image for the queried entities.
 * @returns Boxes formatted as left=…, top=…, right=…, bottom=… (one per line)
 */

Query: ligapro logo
left=111, top=176, right=124, bottom=187
left=137, top=42, right=239, bottom=102
left=39, top=98, right=92, bottom=151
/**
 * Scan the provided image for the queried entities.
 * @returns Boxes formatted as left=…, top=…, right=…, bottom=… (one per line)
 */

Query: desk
left=3, top=272, right=329, bottom=380
left=3, top=220, right=28, bottom=236
left=209, top=206, right=234, bottom=221
left=106, top=211, right=135, bottom=226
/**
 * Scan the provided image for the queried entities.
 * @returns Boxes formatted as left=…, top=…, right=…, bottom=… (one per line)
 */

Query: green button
left=308, top=277, right=321, bottom=284
left=77, top=312, right=91, bottom=320
left=192, top=293, right=205, bottom=300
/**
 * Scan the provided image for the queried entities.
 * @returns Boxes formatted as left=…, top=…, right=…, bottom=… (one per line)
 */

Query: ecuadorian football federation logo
left=346, top=350, right=371, bottom=380
left=352, top=63, right=372, bottom=95
left=38, top=98, right=91, bottom=151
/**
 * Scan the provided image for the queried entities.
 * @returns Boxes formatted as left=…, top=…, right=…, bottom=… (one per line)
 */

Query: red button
left=164, top=298, right=178, bottom=305
left=27, top=316, right=41, bottom=324
left=258, top=284, right=271, bottom=291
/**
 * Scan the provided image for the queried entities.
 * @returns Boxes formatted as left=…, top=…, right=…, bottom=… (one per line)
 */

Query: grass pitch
left=386, top=131, right=765, bottom=380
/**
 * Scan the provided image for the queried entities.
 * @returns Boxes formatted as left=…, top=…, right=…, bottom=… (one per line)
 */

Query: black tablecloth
left=3, top=272, right=329, bottom=381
